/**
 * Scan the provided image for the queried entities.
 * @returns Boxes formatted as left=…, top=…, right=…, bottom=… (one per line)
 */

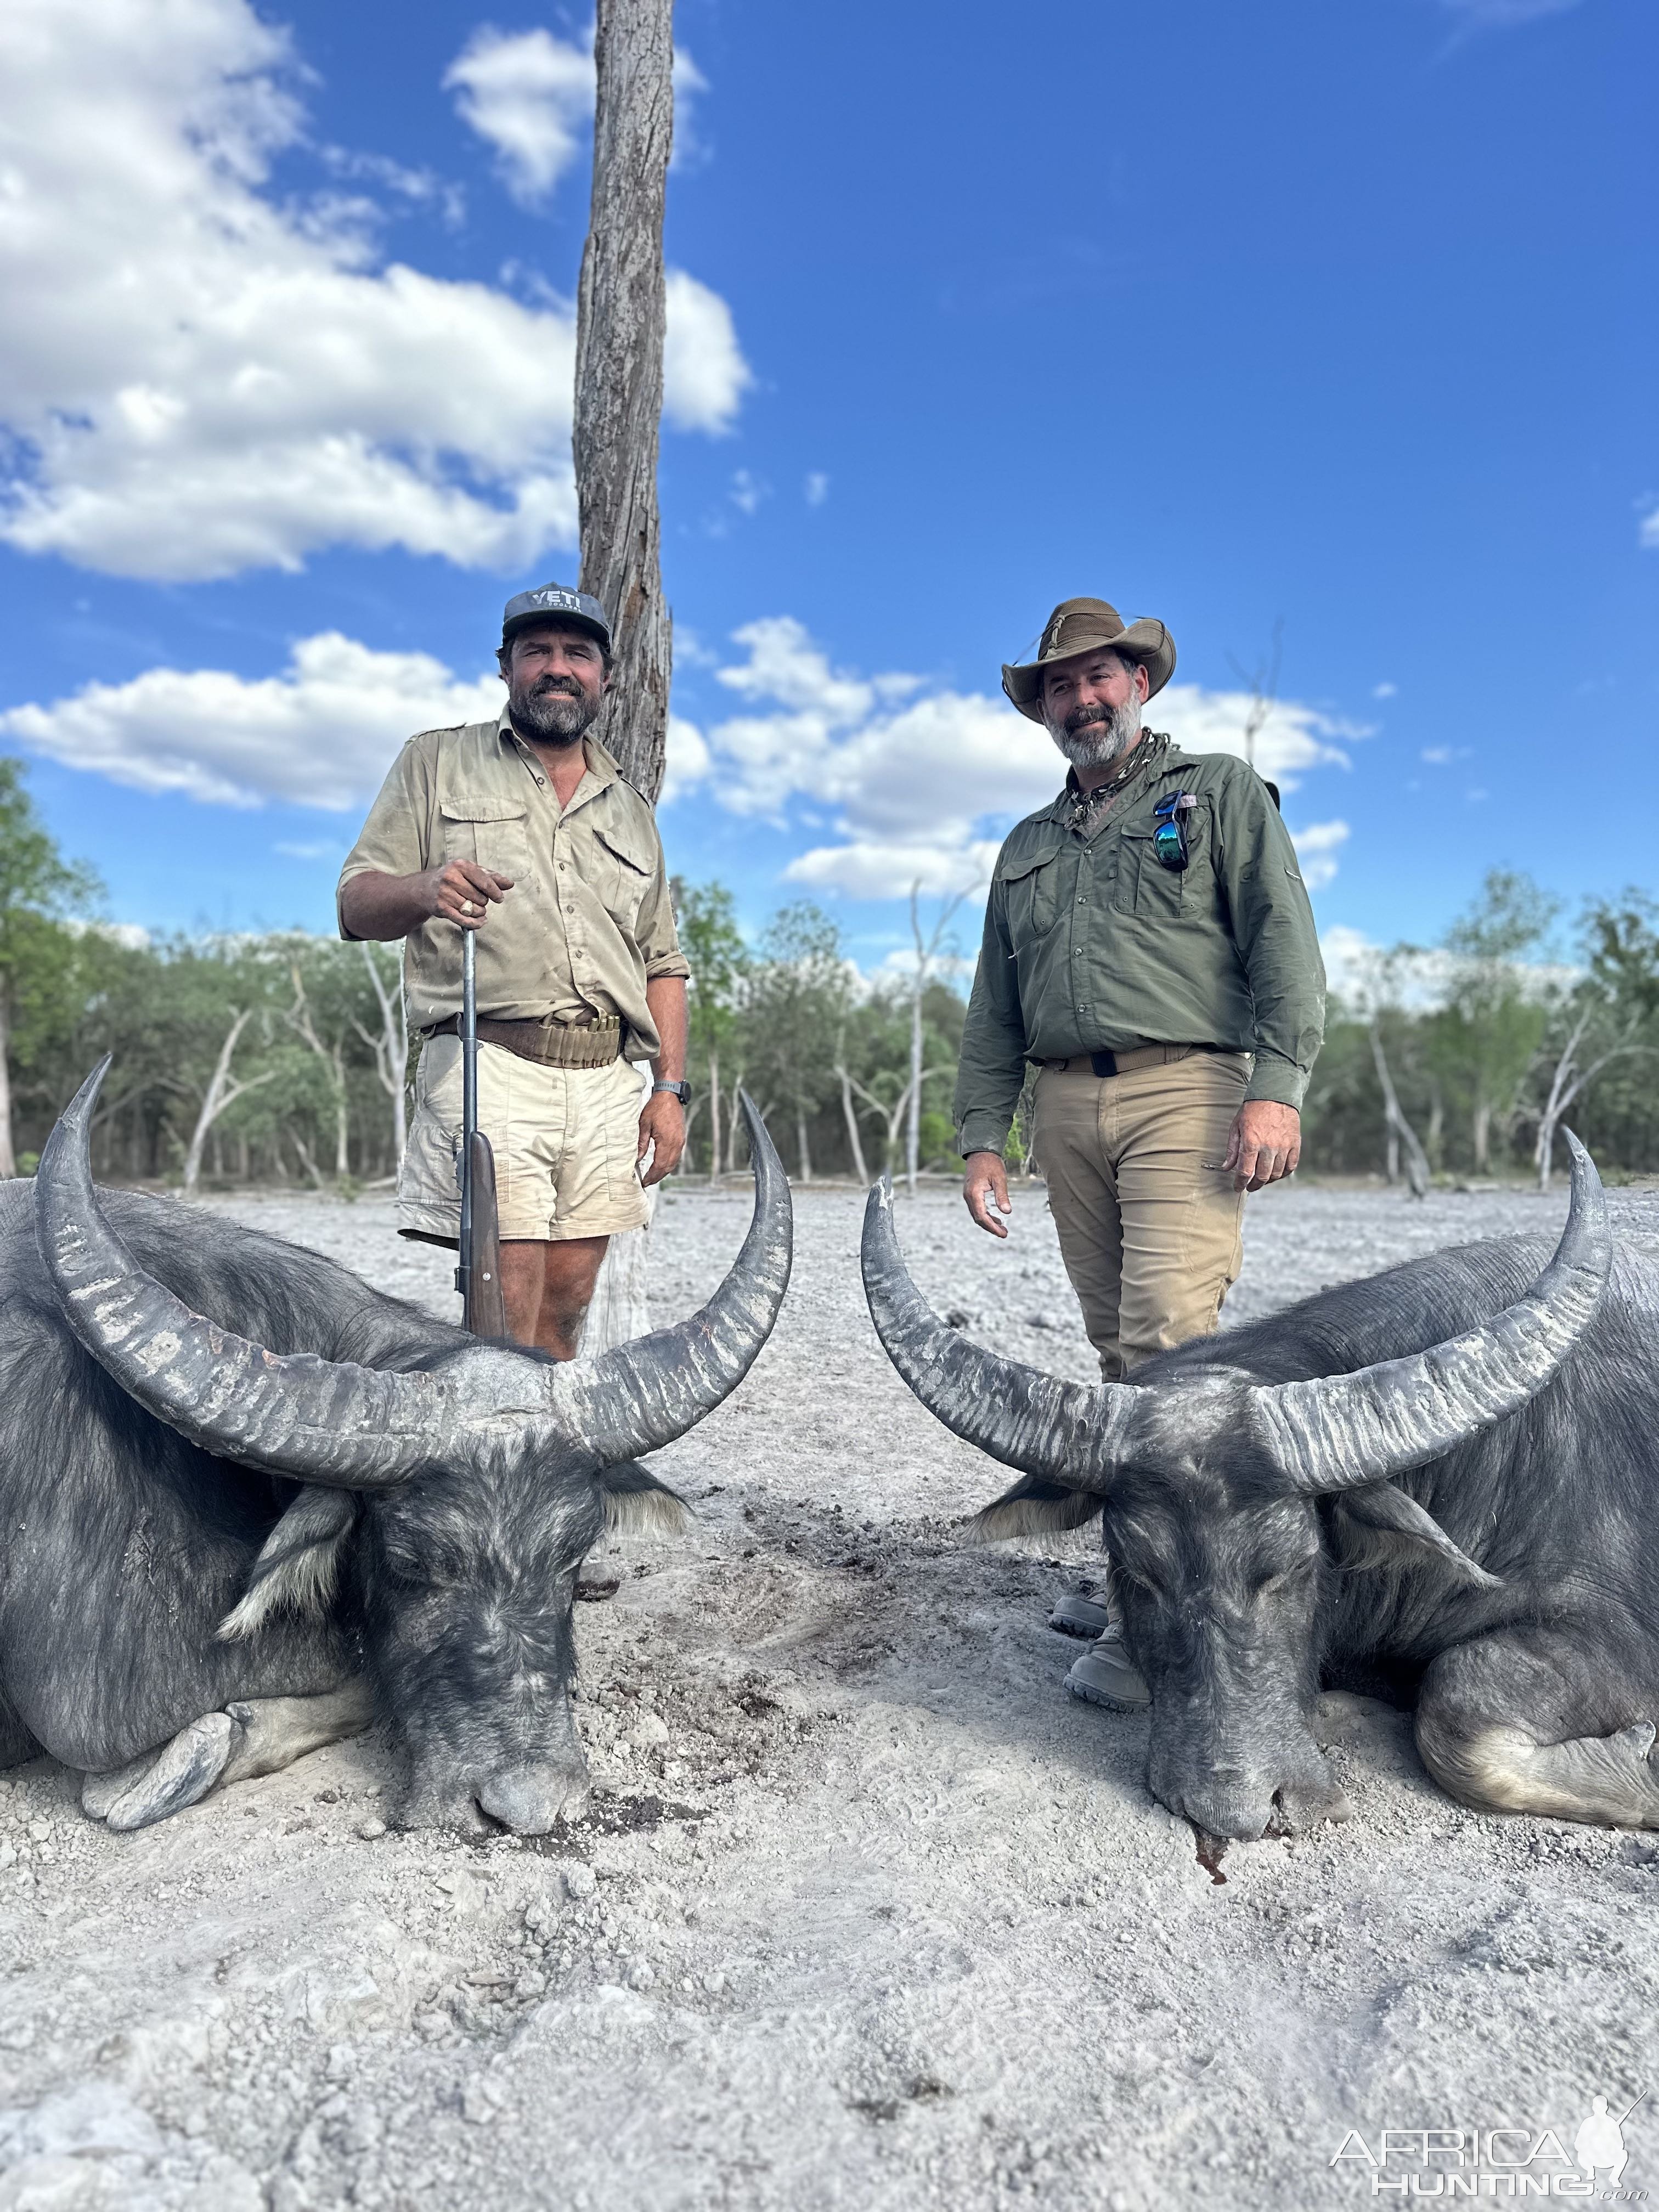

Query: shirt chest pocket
left=591, top=820, right=655, bottom=933
left=439, top=800, right=533, bottom=886
left=1113, top=804, right=1217, bottom=920
left=998, top=841, right=1066, bottom=949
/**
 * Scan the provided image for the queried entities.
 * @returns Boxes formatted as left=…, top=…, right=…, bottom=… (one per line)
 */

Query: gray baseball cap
left=500, top=581, right=612, bottom=653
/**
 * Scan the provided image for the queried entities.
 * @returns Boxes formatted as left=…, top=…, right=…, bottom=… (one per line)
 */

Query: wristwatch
left=652, top=1080, right=691, bottom=1104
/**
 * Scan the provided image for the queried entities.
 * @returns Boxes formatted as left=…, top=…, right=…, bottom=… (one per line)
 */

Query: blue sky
left=0, top=0, right=1651, bottom=986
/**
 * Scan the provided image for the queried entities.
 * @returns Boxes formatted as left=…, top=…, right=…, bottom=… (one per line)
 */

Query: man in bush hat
left=954, top=596, right=1325, bottom=1707
left=337, top=582, right=691, bottom=1357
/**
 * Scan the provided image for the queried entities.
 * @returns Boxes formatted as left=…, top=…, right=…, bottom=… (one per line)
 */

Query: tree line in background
left=3, top=760, right=1657, bottom=1194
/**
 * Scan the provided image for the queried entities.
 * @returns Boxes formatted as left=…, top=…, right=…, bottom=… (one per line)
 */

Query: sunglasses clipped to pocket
left=1151, top=791, right=1199, bottom=871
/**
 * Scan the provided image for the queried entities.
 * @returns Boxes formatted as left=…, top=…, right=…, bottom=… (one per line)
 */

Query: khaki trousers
left=1031, top=1051, right=1251, bottom=1380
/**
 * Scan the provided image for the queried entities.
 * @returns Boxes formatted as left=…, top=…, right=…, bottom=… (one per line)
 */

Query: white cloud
left=1372, top=681, right=1397, bottom=699
left=1641, top=506, right=1659, bottom=550
left=0, top=0, right=749, bottom=581
left=663, top=272, right=753, bottom=433
left=0, top=634, right=500, bottom=810
left=1288, top=819, right=1350, bottom=892
left=661, top=715, right=710, bottom=808
left=668, top=618, right=1355, bottom=901
left=444, top=27, right=594, bottom=207
left=1322, top=924, right=1578, bottom=1012
left=728, top=469, right=769, bottom=517
left=445, top=27, right=710, bottom=204
left=805, top=472, right=830, bottom=507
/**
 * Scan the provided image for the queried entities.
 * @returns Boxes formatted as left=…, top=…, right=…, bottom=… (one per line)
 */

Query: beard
left=509, top=674, right=600, bottom=747
left=1047, top=691, right=1143, bottom=770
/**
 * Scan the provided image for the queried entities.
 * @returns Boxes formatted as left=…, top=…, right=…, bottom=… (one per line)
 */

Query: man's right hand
left=423, top=860, right=514, bottom=930
left=963, top=1149, right=1012, bottom=1238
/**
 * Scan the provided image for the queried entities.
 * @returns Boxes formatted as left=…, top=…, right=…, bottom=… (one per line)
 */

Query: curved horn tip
left=65, top=1057, right=114, bottom=1130
left=1562, top=1130, right=1598, bottom=1182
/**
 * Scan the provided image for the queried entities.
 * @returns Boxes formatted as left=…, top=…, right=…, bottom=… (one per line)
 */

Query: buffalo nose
left=476, top=1765, right=588, bottom=1835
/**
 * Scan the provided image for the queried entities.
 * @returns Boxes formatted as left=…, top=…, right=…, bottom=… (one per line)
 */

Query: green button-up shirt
left=953, top=738, right=1326, bottom=1156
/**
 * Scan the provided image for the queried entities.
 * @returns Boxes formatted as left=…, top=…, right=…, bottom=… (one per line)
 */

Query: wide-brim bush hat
left=1002, top=597, right=1176, bottom=724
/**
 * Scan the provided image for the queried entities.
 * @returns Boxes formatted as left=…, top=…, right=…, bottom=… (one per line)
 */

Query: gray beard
left=1047, top=693, right=1143, bottom=770
left=509, top=678, right=599, bottom=747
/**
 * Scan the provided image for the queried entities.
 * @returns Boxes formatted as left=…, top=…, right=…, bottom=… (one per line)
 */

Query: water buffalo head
left=38, top=1060, right=792, bottom=1836
left=861, top=1144, right=1610, bottom=1841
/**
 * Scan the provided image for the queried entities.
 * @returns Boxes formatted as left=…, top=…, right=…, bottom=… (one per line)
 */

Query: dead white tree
left=1369, top=1023, right=1431, bottom=1200
left=1533, top=1004, right=1653, bottom=1190
left=181, top=1009, right=274, bottom=1195
left=833, top=1036, right=871, bottom=1187
left=286, top=962, right=350, bottom=1178
left=905, top=881, right=972, bottom=1193
left=1228, top=618, right=1283, bottom=774
left=574, top=0, right=674, bottom=1352
left=353, top=940, right=409, bottom=1172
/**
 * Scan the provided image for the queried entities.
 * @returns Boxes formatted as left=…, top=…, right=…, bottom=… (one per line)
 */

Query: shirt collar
left=494, top=706, right=617, bottom=798
left=1047, top=730, right=1177, bottom=820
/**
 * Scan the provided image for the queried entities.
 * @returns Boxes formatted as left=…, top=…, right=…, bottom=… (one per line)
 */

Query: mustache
left=528, top=676, right=582, bottom=699
left=1063, top=703, right=1111, bottom=736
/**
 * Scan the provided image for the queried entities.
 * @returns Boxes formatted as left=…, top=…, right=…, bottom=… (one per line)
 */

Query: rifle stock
left=455, top=928, right=507, bottom=1338
left=462, top=1130, right=507, bottom=1338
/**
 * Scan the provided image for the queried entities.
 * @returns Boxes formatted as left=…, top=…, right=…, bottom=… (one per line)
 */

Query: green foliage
left=1305, top=874, right=1659, bottom=1181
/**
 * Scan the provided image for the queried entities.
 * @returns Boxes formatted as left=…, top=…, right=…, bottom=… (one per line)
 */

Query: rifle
left=455, top=929, right=507, bottom=1338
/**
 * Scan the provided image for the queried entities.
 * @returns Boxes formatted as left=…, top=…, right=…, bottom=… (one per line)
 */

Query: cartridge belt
left=428, top=1013, right=623, bottom=1069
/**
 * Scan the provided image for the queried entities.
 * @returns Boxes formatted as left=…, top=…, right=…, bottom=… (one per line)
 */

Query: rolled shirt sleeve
left=336, top=741, right=430, bottom=939
left=1212, top=771, right=1326, bottom=1108
left=637, top=822, right=692, bottom=983
left=953, top=887, right=1030, bottom=1156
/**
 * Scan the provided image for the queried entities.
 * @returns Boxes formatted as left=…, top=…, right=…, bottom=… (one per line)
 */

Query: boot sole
left=1048, top=1613, right=1109, bottom=1640
left=1066, top=1677, right=1150, bottom=1714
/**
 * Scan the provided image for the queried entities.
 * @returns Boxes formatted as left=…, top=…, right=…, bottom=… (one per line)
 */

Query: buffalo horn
left=36, top=1060, right=469, bottom=1487
left=1249, top=1132, right=1611, bottom=1493
left=551, top=1094, right=792, bottom=1465
left=859, top=1177, right=1137, bottom=1487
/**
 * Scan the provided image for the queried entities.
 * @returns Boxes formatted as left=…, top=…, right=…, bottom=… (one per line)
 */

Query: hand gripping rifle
left=455, top=929, right=507, bottom=1338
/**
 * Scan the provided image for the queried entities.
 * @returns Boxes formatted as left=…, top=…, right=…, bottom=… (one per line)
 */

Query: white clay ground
left=4, top=1174, right=1659, bottom=2210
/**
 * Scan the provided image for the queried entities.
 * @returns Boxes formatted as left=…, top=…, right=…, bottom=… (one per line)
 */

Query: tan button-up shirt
left=337, top=709, right=690, bottom=1059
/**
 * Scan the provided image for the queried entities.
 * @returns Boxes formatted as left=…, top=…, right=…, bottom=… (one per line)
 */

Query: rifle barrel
left=458, top=928, right=478, bottom=1307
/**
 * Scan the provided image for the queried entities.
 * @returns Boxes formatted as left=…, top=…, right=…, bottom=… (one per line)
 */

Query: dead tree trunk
left=835, top=1052, right=870, bottom=1186
left=0, top=981, right=14, bottom=1180
left=354, top=941, right=409, bottom=1172
left=1369, top=1024, right=1430, bottom=1200
left=574, top=0, right=674, bottom=796
left=574, top=0, right=674, bottom=1353
left=182, top=1011, right=273, bottom=1195
left=706, top=1045, right=723, bottom=1183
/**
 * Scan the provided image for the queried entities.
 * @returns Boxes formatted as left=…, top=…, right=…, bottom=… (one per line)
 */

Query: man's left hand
left=1222, top=1101, right=1301, bottom=1192
left=637, top=1091, right=686, bottom=1187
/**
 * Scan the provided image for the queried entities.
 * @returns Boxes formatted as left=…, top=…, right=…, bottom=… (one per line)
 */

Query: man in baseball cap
left=336, top=582, right=691, bottom=1357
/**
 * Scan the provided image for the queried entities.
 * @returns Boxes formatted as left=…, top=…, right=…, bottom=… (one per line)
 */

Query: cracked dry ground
left=4, top=1180, right=1659, bottom=2210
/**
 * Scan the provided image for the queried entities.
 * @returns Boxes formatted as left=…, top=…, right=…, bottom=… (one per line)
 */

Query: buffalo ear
left=598, top=1460, right=691, bottom=1538
left=217, top=1487, right=360, bottom=1641
left=1331, top=1483, right=1502, bottom=1590
left=967, top=1475, right=1103, bottom=1546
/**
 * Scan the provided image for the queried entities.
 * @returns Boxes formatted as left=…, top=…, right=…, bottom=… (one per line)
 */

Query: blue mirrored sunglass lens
left=1152, top=822, right=1185, bottom=866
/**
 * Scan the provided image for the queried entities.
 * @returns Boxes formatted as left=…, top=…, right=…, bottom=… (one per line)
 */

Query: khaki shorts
left=398, top=1037, right=651, bottom=1245
left=1032, top=1049, right=1251, bottom=1381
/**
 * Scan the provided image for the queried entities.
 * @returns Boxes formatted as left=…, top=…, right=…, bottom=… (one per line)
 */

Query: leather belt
left=1039, top=1043, right=1226, bottom=1077
left=427, top=1013, right=623, bottom=1069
